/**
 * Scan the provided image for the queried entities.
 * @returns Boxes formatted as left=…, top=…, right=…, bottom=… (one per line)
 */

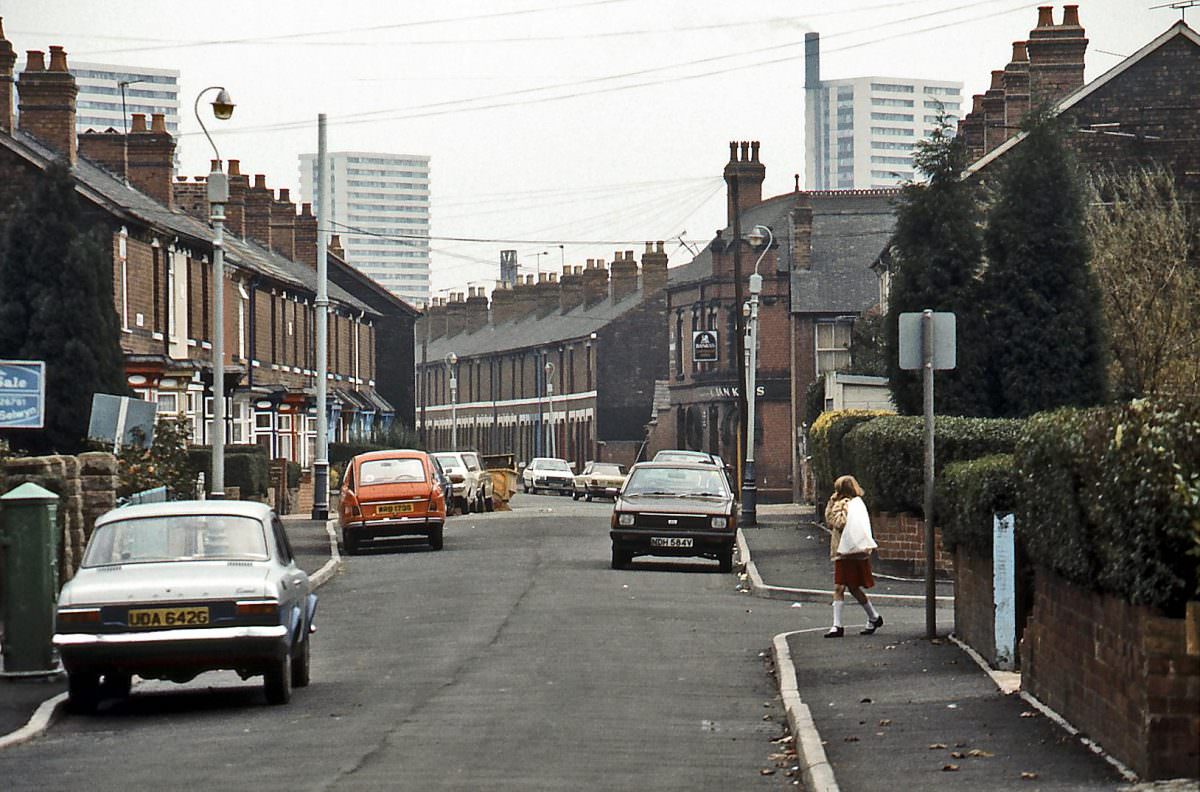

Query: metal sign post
left=899, top=310, right=956, bottom=638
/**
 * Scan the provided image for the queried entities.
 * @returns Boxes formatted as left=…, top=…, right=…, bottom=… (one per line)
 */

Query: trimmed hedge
left=808, top=409, right=892, bottom=500
left=937, top=454, right=1018, bottom=554
left=843, top=416, right=1022, bottom=513
left=185, top=445, right=270, bottom=498
left=1015, top=400, right=1200, bottom=616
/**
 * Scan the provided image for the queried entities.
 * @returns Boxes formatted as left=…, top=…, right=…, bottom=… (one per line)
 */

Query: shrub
left=844, top=415, right=1022, bottom=513
left=1015, top=400, right=1200, bottom=615
left=808, top=409, right=893, bottom=500
left=937, top=454, right=1018, bottom=554
left=117, top=418, right=193, bottom=499
left=185, top=444, right=269, bottom=498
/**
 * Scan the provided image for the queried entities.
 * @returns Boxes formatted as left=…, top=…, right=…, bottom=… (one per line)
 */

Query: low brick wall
left=2, top=452, right=117, bottom=583
left=954, top=546, right=996, bottom=663
left=1021, top=569, right=1200, bottom=780
left=872, top=511, right=954, bottom=576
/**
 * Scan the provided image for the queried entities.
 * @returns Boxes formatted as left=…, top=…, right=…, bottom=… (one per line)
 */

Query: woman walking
left=824, top=475, right=884, bottom=637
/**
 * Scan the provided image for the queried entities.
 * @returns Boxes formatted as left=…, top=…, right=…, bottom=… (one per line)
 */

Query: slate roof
left=0, top=129, right=376, bottom=316
left=425, top=289, right=647, bottom=360
left=662, top=188, right=897, bottom=314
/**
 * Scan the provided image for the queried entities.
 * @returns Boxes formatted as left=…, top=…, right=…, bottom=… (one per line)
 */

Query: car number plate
left=128, top=607, right=210, bottom=628
left=650, top=537, right=694, bottom=548
left=376, top=503, right=414, bottom=515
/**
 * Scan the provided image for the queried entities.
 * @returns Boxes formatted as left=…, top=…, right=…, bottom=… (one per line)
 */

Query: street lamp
left=741, top=223, right=772, bottom=526
left=445, top=353, right=459, bottom=449
left=544, top=360, right=556, bottom=457
left=195, top=85, right=235, bottom=498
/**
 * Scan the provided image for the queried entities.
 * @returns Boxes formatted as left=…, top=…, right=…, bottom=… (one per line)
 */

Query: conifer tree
left=0, top=160, right=128, bottom=453
left=979, top=112, right=1108, bottom=417
left=883, top=119, right=992, bottom=416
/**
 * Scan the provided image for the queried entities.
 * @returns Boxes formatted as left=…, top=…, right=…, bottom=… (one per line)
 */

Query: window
left=871, top=127, right=915, bottom=137
left=871, top=83, right=914, bottom=93
left=872, top=97, right=913, bottom=107
left=924, top=100, right=960, bottom=110
left=156, top=393, right=179, bottom=414
left=871, top=112, right=913, bottom=122
left=815, top=322, right=852, bottom=374
left=923, top=86, right=960, bottom=96
left=871, top=155, right=912, bottom=165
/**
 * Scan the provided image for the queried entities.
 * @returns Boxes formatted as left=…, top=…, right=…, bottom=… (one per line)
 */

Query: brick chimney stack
left=535, top=272, right=560, bottom=317
left=78, top=128, right=127, bottom=179
left=295, top=202, right=318, bottom=269
left=0, top=19, right=15, bottom=134
left=270, top=187, right=297, bottom=261
left=610, top=249, right=639, bottom=302
left=490, top=281, right=515, bottom=324
left=1026, top=4, right=1088, bottom=109
left=723, top=140, right=766, bottom=227
left=126, top=112, right=176, bottom=207
left=582, top=259, right=609, bottom=308
left=444, top=292, right=467, bottom=337
left=1002, top=41, right=1031, bottom=139
left=465, top=287, right=489, bottom=333
left=225, top=159, right=248, bottom=238
left=641, top=241, right=668, bottom=294
left=245, top=174, right=274, bottom=248
left=172, top=174, right=207, bottom=219
left=512, top=274, right=537, bottom=319
left=426, top=299, right=447, bottom=341
left=17, top=47, right=78, bottom=165
left=790, top=196, right=814, bottom=271
left=559, top=265, right=584, bottom=313
left=981, top=71, right=1008, bottom=153
left=959, top=95, right=987, bottom=162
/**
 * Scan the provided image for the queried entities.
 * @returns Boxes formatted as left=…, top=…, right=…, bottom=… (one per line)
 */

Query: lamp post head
left=211, top=88, right=235, bottom=120
left=747, top=224, right=771, bottom=248
left=749, top=272, right=763, bottom=295
left=446, top=352, right=458, bottom=366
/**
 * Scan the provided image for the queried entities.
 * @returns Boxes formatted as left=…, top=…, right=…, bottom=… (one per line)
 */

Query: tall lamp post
left=741, top=223, right=772, bottom=526
left=445, top=353, right=458, bottom=449
left=544, top=360, right=556, bottom=457
left=195, top=86, right=235, bottom=498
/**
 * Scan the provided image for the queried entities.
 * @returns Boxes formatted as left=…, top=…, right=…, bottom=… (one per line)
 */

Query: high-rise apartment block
left=804, top=33, right=963, bottom=190
left=59, top=60, right=180, bottom=136
left=299, top=151, right=431, bottom=306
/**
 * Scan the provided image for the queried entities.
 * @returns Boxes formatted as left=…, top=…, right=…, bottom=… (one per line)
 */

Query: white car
left=53, top=501, right=316, bottom=712
left=521, top=457, right=575, bottom=495
left=431, top=451, right=494, bottom=513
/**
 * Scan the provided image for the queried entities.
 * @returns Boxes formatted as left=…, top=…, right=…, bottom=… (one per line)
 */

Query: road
left=1, top=494, right=813, bottom=791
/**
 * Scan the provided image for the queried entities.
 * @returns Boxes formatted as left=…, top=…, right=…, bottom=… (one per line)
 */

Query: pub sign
left=692, top=330, right=719, bottom=363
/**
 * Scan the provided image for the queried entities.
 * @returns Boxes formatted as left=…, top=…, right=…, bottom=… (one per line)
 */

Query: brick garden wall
left=1020, top=569, right=1200, bottom=780
left=872, top=511, right=953, bottom=575
left=954, top=546, right=996, bottom=663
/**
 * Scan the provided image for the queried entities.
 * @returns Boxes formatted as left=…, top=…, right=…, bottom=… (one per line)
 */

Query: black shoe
left=824, top=627, right=844, bottom=638
left=860, top=615, right=884, bottom=635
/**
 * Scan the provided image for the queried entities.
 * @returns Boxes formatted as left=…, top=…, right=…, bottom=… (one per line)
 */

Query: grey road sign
left=899, top=311, right=957, bottom=370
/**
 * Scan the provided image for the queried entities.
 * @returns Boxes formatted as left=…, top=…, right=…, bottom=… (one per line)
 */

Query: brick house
left=0, top=28, right=417, bottom=462
left=415, top=247, right=669, bottom=470
left=647, top=141, right=897, bottom=503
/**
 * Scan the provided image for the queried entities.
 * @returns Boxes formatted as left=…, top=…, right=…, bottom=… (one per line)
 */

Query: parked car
left=53, top=500, right=317, bottom=712
left=573, top=461, right=626, bottom=501
left=340, top=449, right=447, bottom=553
left=653, top=449, right=736, bottom=493
left=521, top=457, right=575, bottom=495
left=431, top=451, right=494, bottom=513
left=609, top=461, right=737, bottom=572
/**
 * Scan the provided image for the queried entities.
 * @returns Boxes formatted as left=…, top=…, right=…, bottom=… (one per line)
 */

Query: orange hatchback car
left=339, top=450, right=447, bottom=554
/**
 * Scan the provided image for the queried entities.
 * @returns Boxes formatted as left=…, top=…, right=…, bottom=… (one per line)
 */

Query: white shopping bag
left=836, top=497, right=878, bottom=556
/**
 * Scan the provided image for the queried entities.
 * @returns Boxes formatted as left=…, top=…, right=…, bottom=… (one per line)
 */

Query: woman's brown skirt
left=834, top=556, right=875, bottom=588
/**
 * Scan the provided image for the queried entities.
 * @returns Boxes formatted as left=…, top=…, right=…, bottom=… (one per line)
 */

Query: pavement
left=741, top=504, right=1174, bottom=792
left=0, top=516, right=339, bottom=749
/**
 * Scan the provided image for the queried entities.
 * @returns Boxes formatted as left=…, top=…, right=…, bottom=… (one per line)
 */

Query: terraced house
left=0, top=27, right=418, bottom=463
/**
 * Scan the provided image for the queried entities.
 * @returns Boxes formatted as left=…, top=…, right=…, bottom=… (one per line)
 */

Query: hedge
left=843, top=416, right=1022, bottom=513
left=808, top=409, right=892, bottom=500
left=1015, top=400, right=1200, bottom=616
left=185, top=445, right=270, bottom=498
left=936, top=454, right=1018, bottom=554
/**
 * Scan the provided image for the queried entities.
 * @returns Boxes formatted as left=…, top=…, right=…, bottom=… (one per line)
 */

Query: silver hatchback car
left=54, top=500, right=317, bottom=712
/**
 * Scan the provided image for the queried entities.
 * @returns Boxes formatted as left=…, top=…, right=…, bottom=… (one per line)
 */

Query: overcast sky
left=1, top=0, right=1180, bottom=298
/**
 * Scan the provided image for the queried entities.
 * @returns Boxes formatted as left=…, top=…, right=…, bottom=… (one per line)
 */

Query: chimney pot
left=1036, top=6, right=1053, bottom=27
left=278, top=187, right=290, bottom=202
left=254, top=174, right=267, bottom=188
left=228, top=159, right=241, bottom=175
left=210, top=158, right=220, bottom=172
left=130, top=113, right=148, bottom=133
left=301, top=201, right=312, bottom=216
left=656, top=241, right=665, bottom=253
left=1012, top=41, right=1028, bottom=62
left=25, top=50, right=45, bottom=71
left=645, top=241, right=653, bottom=254
left=48, top=45, right=68, bottom=72
left=751, top=140, right=760, bottom=162
left=150, top=112, right=166, bottom=133
left=739, top=140, right=750, bottom=160
left=990, top=70, right=1005, bottom=90
left=728, top=140, right=737, bottom=161
left=1062, top=5, right=1080, bottom=26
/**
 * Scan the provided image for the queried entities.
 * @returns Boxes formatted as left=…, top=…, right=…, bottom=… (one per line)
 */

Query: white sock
left=832, top=601, right=844, bottom=628
left=863, top=601, right=879, bottom=620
